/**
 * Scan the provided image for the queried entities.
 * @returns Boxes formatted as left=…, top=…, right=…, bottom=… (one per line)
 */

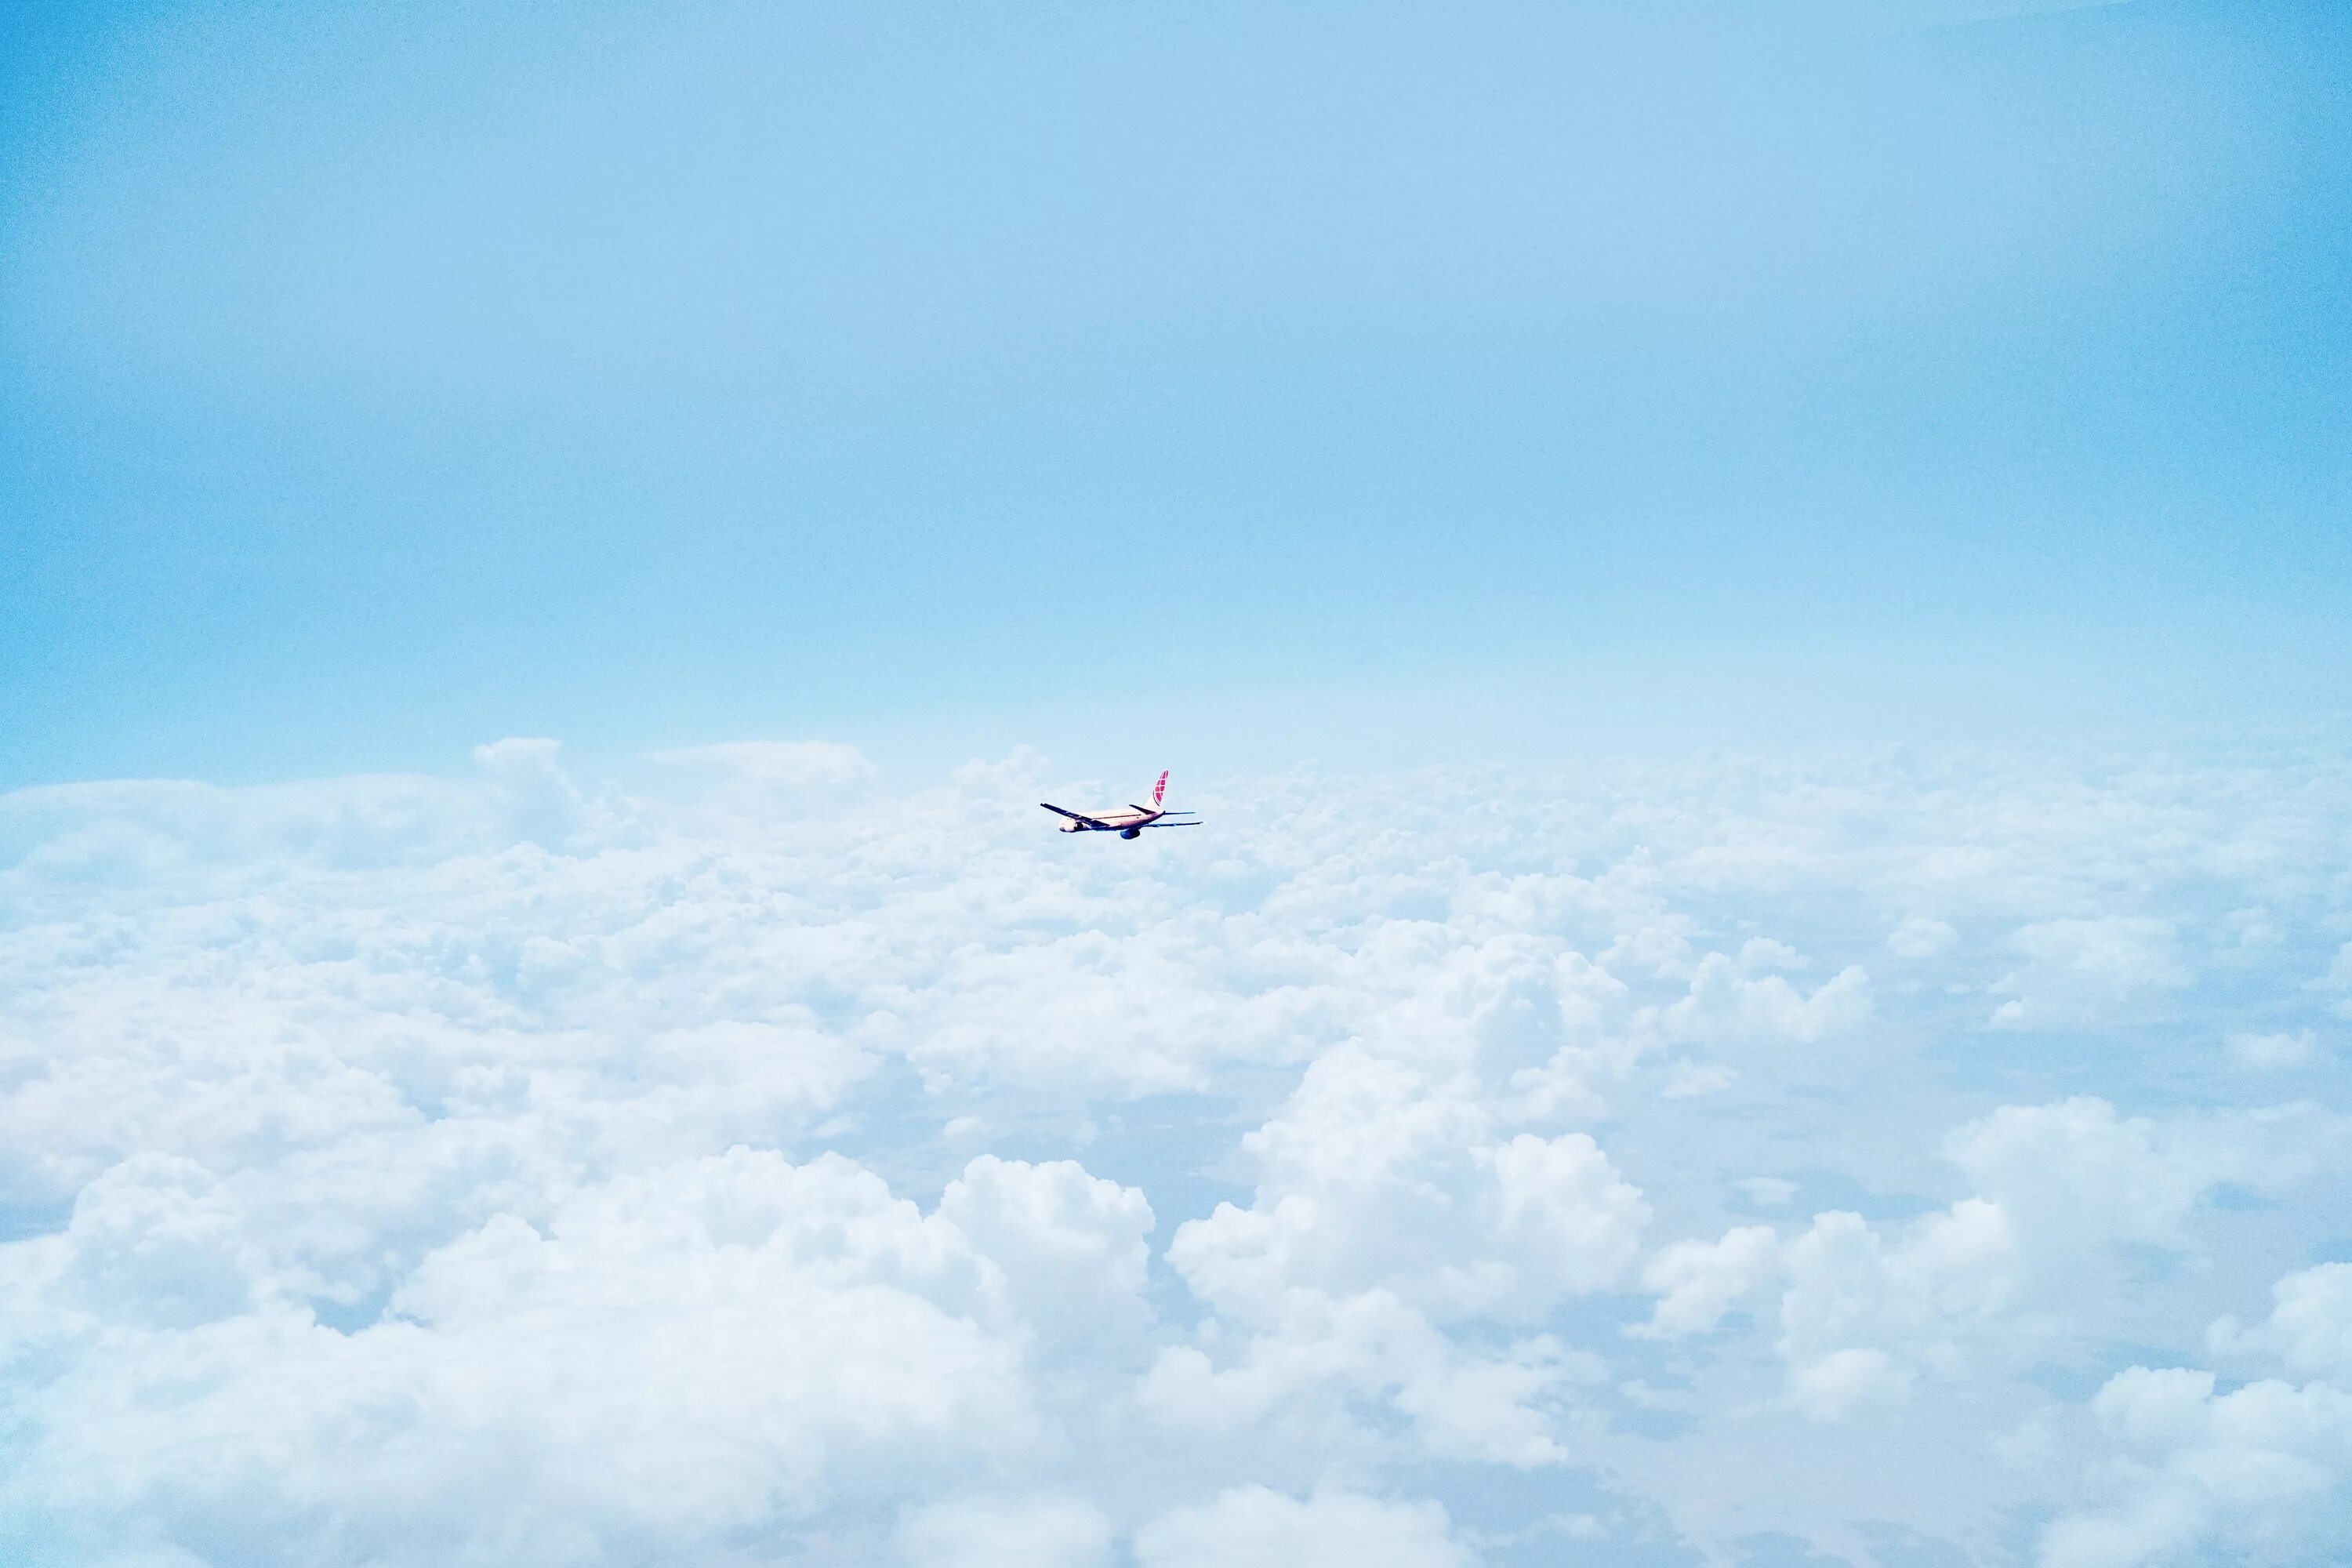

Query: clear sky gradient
left=4, top=0, right=2347, bottom=784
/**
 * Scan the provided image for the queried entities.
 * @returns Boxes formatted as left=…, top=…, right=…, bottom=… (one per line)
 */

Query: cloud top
left=4, top=738, right=2350, bottom=1565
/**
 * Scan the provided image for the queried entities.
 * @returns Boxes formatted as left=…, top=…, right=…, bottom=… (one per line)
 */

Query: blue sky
left=5, top=0, right=2348, bottom=785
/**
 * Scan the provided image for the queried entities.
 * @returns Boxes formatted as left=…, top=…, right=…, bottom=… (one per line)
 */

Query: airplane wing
left=1040, top=803, right=1112, bottom=829
left=1138, top=819, right=1203, bottom=828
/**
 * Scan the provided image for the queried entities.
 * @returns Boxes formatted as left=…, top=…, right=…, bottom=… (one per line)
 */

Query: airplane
left=1041, top=771, right=1202, bottom=839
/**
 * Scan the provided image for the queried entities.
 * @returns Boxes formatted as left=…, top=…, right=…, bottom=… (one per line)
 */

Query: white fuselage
left=1060, top=806, right=1161, bottom=833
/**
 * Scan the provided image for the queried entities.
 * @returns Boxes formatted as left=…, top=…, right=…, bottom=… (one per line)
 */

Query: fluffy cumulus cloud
left=2, top=739, right=2350, bottom=1565
left=2038, top=1367, right=2352, bottom=1568
left=2210, top=1264, right=2352, bottom=1381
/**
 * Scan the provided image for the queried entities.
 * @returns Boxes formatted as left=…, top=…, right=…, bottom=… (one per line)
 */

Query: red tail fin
left=1152, top=770, right=1167, bottom=807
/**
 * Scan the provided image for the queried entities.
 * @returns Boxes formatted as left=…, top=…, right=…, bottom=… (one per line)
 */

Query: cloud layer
left=2, top=739, right=2349, bottom=1566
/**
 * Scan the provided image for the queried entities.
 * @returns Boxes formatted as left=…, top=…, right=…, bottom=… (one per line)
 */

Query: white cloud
left=2040, top=1367, right=2352, bottom=1568
left=5, top=739, right=2352, bottom=1565
left=1635, top=1224, right=1780, bottom=1339
left=1944, top=1097, right=2343, bottom=1257
left=3, top=1149, right=1063, bottom=1563
left=1888, top=914, right=1958, bottom=959
left=1774, top=1199, right=2014, bottom=1418
left=2209, top=1263, right=2352, bottom=1381
left=1633, top=1089, right=2350, bottom=1424
left=935, top=1156, right=1156, bottom=1345
left=1134, top=1287, right=1604, bottom=1467
left=1991, top=917, right=2191, bottom=1028
left=2230, top=1029, right=2321, bottom=1069
left=1133, top=1486, right=1474, bottom=1568
left=472, top=737, right=593, bottom=848
left=1651, top=952, right=1873, bottom=1049
left=1788, top=1345, right=1913, bottom=1418
left=1166, top=1047, right=1648, bottom=1330
left=899, top=1492, right=1114, bottom=1568
left=1152, top=1044, right=1642, bottom=1465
